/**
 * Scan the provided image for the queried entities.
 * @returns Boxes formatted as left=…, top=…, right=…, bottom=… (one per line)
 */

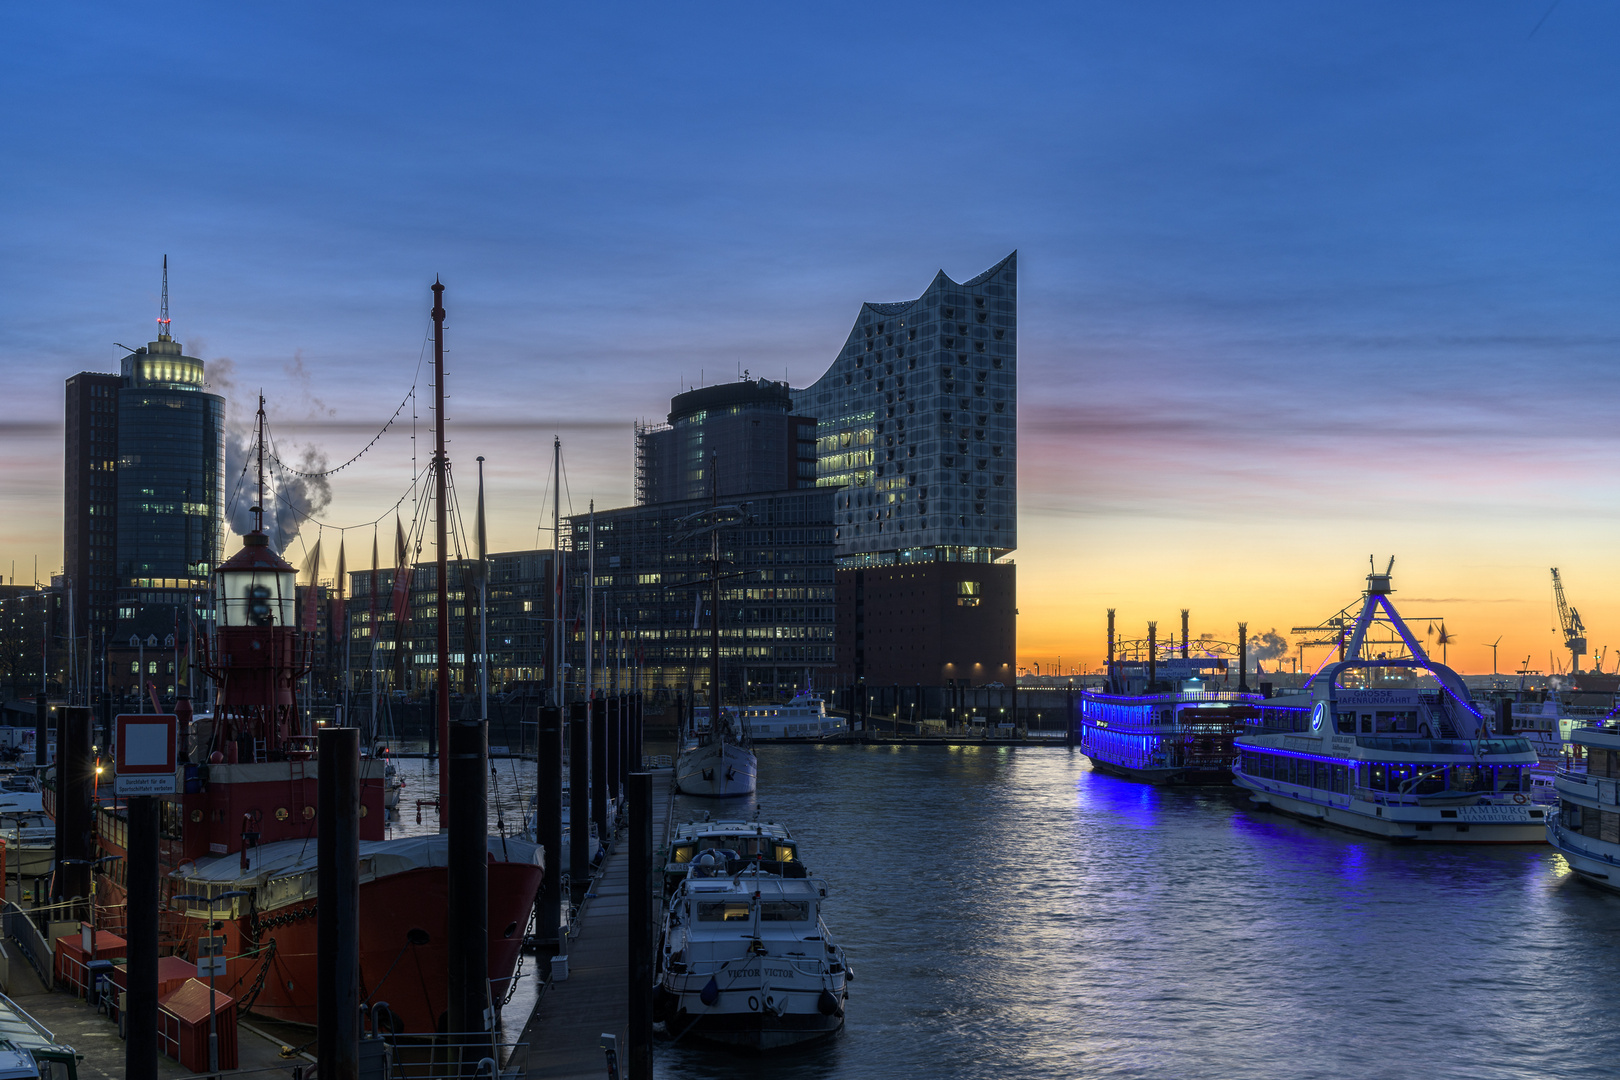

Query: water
left=646, top=744, right=1620, bottom=1080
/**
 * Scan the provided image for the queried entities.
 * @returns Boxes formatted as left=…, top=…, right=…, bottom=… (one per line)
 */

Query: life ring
left=1513, top=793, right=1528, bottom=804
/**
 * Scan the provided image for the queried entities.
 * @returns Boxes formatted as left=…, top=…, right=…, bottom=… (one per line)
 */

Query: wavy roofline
left=857, top=251, right=1017, bottom=316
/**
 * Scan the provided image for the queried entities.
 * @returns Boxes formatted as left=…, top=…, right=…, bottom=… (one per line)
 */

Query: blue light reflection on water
left=647, top=744, right=1620, bottom=1080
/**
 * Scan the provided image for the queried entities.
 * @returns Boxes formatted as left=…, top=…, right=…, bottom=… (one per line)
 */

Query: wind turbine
left=1483, top=635, right=1502, bottom=676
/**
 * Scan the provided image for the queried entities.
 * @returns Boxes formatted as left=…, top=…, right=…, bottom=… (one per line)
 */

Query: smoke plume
left=1249, top=628, right=1290, bottom=663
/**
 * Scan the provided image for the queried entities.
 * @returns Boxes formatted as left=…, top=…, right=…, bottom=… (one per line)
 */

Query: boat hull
left=1084, top=755, right=1230, bottom=786
left=235, top=858, right=543, bottom=1032
left=676, top=742, right=757, bottom=798
left=1549, top=819, right=1620, bottom=892
left=659, top=969, right=846, bottom=1050
left=1238, top=777, right=1547, bottom=844
left=665, top=1000, right=844, bottom=1050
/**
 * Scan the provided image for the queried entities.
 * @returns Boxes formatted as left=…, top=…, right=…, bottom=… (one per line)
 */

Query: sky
left=3, top=1, right=1618, bottom=676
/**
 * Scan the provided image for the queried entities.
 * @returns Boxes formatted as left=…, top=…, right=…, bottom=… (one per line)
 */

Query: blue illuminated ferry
left=1079, top=658, right=1260, bottom=784
left=1232, top=563, right=1545, bottom=844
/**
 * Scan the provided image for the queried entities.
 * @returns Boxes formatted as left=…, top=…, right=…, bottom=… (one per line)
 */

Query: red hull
left=235, top=860, right=543, bottom=1033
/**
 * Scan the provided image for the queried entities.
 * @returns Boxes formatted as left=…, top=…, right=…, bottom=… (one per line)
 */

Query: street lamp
left=172, top=890, right=251, bottom=1077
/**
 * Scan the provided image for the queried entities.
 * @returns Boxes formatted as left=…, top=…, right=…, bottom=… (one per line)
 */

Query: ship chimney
left=1238, top=623, right=1250, bottom=692
left=1106, top=609, right=1116, bottom=691
left=1147, top=621, right=1158, bottom=689
left=1181, top=609, right=1189, bottom=659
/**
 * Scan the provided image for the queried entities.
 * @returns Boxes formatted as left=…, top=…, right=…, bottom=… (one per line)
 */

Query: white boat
left=657, top=855, right=849, bottom=1049
left=1080, top=658, right=1253, bottom=783
left=0, top=797, right=54, bottom=879
left=676, top=709, right=757, bottom=798
left=1547, top=725, right=1620, bottom=890
left=737, top=693, right=846, bottom=742
left=1233, top=562, right=1547, bottom=844
left=660, top=817, right=799, bottom=895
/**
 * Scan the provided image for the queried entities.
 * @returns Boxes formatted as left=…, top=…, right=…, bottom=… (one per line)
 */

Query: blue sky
left=3, top=2, right=1617, bottom=670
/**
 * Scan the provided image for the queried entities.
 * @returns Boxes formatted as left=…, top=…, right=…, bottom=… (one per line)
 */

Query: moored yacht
left=1547, top=724, right=1620, bottom=890
left=738, top=692, right=846, bottom=741
left=676, top=708, right=758, bottom=798
left=657, top=855, right=849, bottom=1049
left=1233, top=561, right=1545, bottom=843
left=660, top=816, right=799, bottom=895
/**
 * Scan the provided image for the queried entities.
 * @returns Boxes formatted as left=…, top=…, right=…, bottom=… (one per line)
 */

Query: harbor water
left=402, top=744, right=1620, bottom=1079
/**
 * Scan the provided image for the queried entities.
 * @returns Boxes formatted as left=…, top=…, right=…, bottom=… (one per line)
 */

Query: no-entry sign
left=115, top=713, right=178, bottom=796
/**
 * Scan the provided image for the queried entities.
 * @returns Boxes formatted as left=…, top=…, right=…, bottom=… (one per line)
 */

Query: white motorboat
left=738, top=693, right=846, bottom=741
left=660, top=816, right=799, bottom=895
left=1547, top=724, right=1620, bottom=890
left=676, top=708, right=757, bottom=798
left=658, top=854, right=849, bottom=1050
left=1233, top=561, right=1546, bottom=844
left=0, top=797, right=54, bottom=879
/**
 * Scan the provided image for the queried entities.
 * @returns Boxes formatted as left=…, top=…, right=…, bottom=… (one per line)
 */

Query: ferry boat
left=657, top=855, right=849, bottom=1049
left=1079, top=658, right=1256, bottom=783
left=660, top=816, right=799, bottom=895
left=1547, top=724, right=1620, bottom=891
left=1233, top=563, right=1545, bottom=843
left=738, top=693, right=846, bottom=741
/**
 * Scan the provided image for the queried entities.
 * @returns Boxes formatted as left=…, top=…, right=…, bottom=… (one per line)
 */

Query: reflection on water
left=647, top=744, right=1620, bottom=1080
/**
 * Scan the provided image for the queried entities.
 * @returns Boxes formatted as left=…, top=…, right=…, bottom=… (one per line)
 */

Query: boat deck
left=511, top=768, right=674, bottom=1079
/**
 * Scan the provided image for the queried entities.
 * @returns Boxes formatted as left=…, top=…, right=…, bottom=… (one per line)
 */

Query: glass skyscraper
left=113, top=333, right=225, bottom=597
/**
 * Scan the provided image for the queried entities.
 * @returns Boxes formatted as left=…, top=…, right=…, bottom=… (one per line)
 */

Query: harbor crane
left=1551, top=567, right=1587, bottom=676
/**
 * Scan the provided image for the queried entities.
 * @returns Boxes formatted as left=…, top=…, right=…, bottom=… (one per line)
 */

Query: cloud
left=1248, top=628, right=1289, bottom=663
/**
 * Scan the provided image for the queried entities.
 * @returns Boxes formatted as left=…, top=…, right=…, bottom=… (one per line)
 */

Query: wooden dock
left=510, top=769, right=674, bottom=1079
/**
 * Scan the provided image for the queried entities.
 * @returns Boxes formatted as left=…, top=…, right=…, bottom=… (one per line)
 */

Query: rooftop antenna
left=158, top=255, right=171, bottom=341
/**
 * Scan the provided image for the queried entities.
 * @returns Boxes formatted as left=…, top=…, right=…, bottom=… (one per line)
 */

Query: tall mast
left=255, top=395, right=266, bottom=535
left=552, top=437, right=561, bottom=707
left=710, top=452, right=721, bottom=733
left=431, top=279, right=449, bottom=817
left=477, top=456, right=487, bottom=722
left=585, top=502, right=595, bottom=708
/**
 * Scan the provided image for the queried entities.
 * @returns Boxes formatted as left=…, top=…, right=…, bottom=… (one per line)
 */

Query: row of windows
left=1241, top=752, right=1529, bottom=794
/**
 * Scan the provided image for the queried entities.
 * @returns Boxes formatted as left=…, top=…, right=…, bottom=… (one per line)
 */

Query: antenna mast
left=159, top=255, right=171, bottom=340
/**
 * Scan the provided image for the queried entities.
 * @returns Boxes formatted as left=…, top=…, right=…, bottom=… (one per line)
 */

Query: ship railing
left=671, top=954, right=830, bottom=978
left=640, top=754, right=674, bottom=769
left=1085, top=691, right=1262, bottom=705
left=1350, top=786, right=1421, bottom=806
left=0, top=901, right=53, bottom=990
left=379, top=1033, right=528, bottom=1079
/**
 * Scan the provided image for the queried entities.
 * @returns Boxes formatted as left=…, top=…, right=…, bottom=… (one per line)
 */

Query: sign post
left=116, top=713, right=175, bottom=1080
left=114, top=714, right=178, bottom=797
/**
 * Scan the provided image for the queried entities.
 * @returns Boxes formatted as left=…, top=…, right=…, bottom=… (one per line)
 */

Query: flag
left=301, top=536, right=322, bottom=634
left=331, top=533, right=347, bottom=641
left=693, top=592, right=701, bottom=631
left=389, top=514, right=413, bottom=625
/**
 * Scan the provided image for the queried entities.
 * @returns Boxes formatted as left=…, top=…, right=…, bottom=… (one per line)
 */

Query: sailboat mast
left=477, top=456, right=487, bottom=722
left=586, top=503, right=595, bottom=708
left=552, top=437, right=561, bottom=707
left=710, top=452, right=720, bottom=732
left=431, top=279, right=450, bottom=817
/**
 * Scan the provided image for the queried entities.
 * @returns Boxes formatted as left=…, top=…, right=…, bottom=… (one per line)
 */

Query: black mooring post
left=60, top=706, right=94, bottom=905
left=616, top=693, right=630, bottom=794
left=591, top=697, right=609, bottom=853
left=631, top=693, right=643, bottom=772
left=569, top=701, right=591, bottom=902
left=125, top=795, right=159, bottom=1080
left=538, top=705, right=563, bottom=954
left=317, top=726, right=360, bottom=1080
left=447, top=715, right=491, bottom=1056
left=1065, top=686, right=1076, bottom=748
left=51, top=702, right=67, bottom=901
left=627, top=771, right=653, bottom=1080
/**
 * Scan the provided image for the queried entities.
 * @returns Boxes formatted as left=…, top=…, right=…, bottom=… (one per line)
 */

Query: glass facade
left=792, top=252, right=1017, bottom=561
left=564, top=488, right=837, bottom=700
left=114, top=337, right=225, bottom=588
left=636, top=379, right=817, bottom=505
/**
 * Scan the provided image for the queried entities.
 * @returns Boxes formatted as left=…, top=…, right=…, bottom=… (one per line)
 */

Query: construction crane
left=1551, top=567, right=1587, bottom=675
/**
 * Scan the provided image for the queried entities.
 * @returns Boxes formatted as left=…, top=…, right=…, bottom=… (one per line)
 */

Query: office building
left=63, top=274, right=225, bottom=701
left=793, top=253, right=1018, bottom=688
left=635, top=379, right=817, bottom=505
left=565, top=487, right=837, bottom=701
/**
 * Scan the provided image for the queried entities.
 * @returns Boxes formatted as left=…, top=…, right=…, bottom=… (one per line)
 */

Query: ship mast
left=431, top=279, right=450, bottom=816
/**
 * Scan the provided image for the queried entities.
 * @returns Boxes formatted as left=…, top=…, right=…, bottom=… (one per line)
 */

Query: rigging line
left=264, top=466, right=427, bottom=534
left=261, top=382, right=414, bottom=478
